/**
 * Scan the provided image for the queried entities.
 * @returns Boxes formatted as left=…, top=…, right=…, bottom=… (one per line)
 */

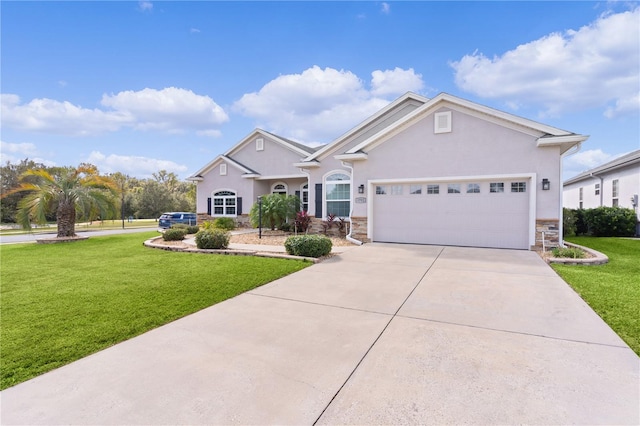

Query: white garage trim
left=367, top=173, right=537, bottom=248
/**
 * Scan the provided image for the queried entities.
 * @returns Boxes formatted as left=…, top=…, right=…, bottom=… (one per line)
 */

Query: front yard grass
left=0, top=232, right=310, bottom=390
left=552, top=237, right=640, bottom=355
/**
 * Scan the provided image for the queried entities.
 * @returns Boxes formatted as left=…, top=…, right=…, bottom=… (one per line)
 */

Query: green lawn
left=0, top=232, right=310, bottom=390
left=0, top=218, right=159, bottom=235
left=552, top=237, right=640, bottom=355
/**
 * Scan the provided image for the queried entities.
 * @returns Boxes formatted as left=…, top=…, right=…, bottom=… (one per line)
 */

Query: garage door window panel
left=467, top=183, right=480, bottom=193
left=511, top=182, right=526, bottom=193
left=427, top=184, right=440, bottom=194
left=410, top=185, right=422, bottom=194
left=448, top=184, right=461, bottom=194
left=490, top=182, right=505, bottom=193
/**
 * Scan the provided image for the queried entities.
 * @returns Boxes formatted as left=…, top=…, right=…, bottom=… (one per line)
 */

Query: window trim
left=271, top=181, right=288, bottom=195
left=301, top=183, right=309, bottom=212
left=212, top=189, right=237, bottom=217
left=256, top=138, right=264, bottom=151
left=219, top=163, right=227, bottom=176
left=323, top=170, right=351, bottom=218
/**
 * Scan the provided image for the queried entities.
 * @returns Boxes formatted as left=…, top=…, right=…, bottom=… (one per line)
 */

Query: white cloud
left=1, top=94, right=131, bottom=136
left=561, top=148, right=633, bottom=179
left=371, top=67, right=424, bottom=96
left=190, top=28, right=201, bottom=34
left=138, top=1, right=153, bottom=12
left=381, top=2, right=390, bottom=14
left=1, top=88, right=228, bottom=137
left=86, top=151, right=188, bottom=178
left=0, top=140, right=55, bottom=166
left=451, top=7, right=639, bottom=118
left=233, top=65, right=425, bottom=143
left=101, top=87, right=228, bottom=134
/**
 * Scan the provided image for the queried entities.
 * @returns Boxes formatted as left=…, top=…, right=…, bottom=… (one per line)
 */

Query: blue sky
left=1, top=1, right=638, bottom=181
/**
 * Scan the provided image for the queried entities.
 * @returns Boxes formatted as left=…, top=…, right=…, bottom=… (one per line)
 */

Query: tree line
left=0, top=159, right=196, bottom=224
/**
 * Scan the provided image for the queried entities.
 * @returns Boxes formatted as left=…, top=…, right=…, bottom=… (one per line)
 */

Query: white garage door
left=372, top=179, right=530, bottom=249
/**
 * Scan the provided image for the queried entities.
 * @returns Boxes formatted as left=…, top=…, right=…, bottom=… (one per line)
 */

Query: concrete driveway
left=2, top=243, right=638, bottom=425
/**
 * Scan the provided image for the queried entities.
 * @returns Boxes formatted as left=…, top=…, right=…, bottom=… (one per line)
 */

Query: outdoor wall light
left=542, top=178, right=550, bottom=190
left=358, top=184, right=365, bottom=194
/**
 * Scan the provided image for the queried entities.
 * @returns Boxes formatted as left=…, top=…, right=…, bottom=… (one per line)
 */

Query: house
left=188, top=92, right=588, bottom=250
left=563, top=149, right=640, bottom=234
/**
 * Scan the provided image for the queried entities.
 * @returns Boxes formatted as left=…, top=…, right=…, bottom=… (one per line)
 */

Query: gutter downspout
left=341, top=160, right=363, bottom=245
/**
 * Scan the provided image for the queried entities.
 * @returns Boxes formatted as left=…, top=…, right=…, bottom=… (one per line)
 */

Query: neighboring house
left=189, top=92, right=588, bottom=250
left=563, top=150, right=640, bottom=234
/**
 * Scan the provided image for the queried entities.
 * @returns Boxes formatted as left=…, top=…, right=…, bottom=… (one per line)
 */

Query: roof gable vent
left=434, top=111, right=452, bottom=134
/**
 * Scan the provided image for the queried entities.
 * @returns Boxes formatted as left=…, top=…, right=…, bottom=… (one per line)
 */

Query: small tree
left=250, top=194, right=300, bottom=230
left=1, top=165, right=118, bottom=238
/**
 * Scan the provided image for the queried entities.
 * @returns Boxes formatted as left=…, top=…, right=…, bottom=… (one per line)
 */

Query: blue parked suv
left=158, top=212, right=197, bottom=230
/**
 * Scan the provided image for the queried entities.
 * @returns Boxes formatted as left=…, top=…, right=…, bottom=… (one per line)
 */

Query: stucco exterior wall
left=195, top=160, right=253, bottom=214
left=230, top=135, right=307, bottom=177
left=349, top=108, right=561, bottom=220
left=563, top=163, right=640, bottom=219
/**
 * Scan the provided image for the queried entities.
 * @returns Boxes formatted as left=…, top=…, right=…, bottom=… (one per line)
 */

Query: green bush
left=284, top=234, right=332, bottom=258
left=563, top=208, right=578, bottom=237
left=212, top=217, right=236, bottom=231
left=195, top=229, right=230, bottom=249
left=186, top=225, right=200, bottom=234
left=279, top=222, right=292, bottom=232
left=551, top=246, right=586, bottom=259
left=583, top=207, right=636, bottom=237
left=163, top=228, right=187, bottom=241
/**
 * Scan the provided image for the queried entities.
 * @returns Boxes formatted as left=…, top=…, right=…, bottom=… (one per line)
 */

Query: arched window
left=272, top=182, right=288, bottom=195
left=325, top=172, right=351, bottom=217
left=212, top=190, right=237, bottom=217
left=301, top=183, right=309, bottom=212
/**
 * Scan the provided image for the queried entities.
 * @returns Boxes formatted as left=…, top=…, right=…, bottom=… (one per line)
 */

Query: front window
left=213, top=190, right=236, bottom=217
left=272, top=182, right=287, bottom=195
left=612, top=179, right=619, bottom=198
left=301, top=183, right=309, bottom=212
left=325, top=172, right=350, bottom=217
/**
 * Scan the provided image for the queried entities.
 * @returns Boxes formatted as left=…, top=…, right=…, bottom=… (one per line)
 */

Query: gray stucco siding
left=231, top=135, right=307, bottom=177
left=352, top=108, right=561, bottom=219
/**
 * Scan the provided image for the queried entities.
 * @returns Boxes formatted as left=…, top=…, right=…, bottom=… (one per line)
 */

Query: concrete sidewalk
left=1, top=244, right=638, bottom=425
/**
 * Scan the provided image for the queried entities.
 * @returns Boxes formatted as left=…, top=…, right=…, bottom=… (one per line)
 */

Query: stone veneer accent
left=535, top=218, right=560, bottom=250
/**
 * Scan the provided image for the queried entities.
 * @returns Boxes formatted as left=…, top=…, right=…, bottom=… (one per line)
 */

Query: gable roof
left=301, top=92, right=429, bottom=163
left=563, top=149, right=640, bottom=186
left=344, top=93, right=588, bottom=156
left=225, top=128, right=317, bottom=158
left=188, top=128, right=317, bottom=180
left=187, top=154, right=257, bottom=181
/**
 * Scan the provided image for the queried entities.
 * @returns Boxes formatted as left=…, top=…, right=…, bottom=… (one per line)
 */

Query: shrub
left=295, top=210, right=311, bottom=233
left=563, top=208, right=577, bottom=237
left=186, top=225, right=200, bottom=234
left=279, top=222, right=292, bottom=232
left=163, top=228, right=187, bottom=241
left=583, top=207, right=636, bottom=237
left=551, top=247, right=586, bottom=259
left=284, top=234, right=332, bottom=258
left=195, top=229, right=230, bottom=249
left=212, top=217, right=236, bottom=231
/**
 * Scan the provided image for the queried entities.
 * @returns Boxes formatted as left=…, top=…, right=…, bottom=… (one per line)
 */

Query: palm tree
left=2, top=165, right=119, bottom=238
